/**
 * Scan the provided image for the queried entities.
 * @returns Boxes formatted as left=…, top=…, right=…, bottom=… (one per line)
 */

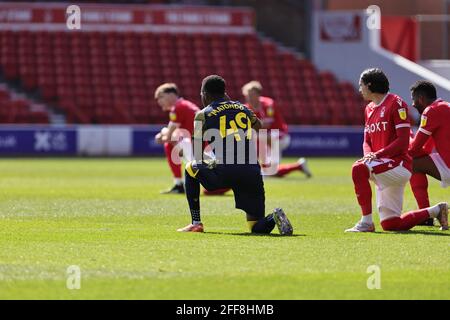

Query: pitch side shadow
left=204, top=231, right=305, bottom=237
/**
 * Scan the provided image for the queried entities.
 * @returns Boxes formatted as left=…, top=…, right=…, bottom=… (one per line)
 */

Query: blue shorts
left=191, top=162, right=265, bottom=219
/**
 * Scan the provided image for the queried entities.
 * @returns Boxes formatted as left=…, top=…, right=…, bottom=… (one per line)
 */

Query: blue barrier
left=0, top=126, right=77, bottom=155
left=134, top=125, right=364, bottom=157
left=0, top=125, right=364, bottom=157
left=284, top=126, right=364, bottom=157
left=132, top=127, right=164, bottom=155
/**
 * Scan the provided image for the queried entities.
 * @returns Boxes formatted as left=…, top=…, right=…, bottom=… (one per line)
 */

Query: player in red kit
left=408, top=80, right=449, bottom=228
left=242, top=81, right=312, bottom=178
left=154, top=83, right=200, bottom=194
left=346, top=69, right=448, bottom=232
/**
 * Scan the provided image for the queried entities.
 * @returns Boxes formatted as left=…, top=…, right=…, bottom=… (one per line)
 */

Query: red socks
left=276, top=163, right=302, bottom=177
left=352, top=162, right=372, bottom=216
left=164, top=142, right=182, bottom=179
left=381, top=209, right=430, bottom=231
left=410, top=173, right=430, bottom=209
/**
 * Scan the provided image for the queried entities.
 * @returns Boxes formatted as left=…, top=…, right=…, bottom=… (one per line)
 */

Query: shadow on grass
left=373, top=229, right=450, bottom=236
left=205, top=231, right=305, bottom=237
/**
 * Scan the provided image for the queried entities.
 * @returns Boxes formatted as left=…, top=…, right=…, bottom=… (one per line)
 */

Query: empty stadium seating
left=0, top=30, right=364, bottom=125
left=0, top=84, right=49, bottom=124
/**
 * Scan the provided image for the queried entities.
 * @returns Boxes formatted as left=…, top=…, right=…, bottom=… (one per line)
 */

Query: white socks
left=361, top=214, right=373, bottom=224
left=174, top=178, right=183, bottom=186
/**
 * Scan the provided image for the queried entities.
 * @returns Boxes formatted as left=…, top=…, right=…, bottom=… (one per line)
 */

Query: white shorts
left=365, top=158, right=412, bottom=222
left=430, top=153, right=450, bottom=188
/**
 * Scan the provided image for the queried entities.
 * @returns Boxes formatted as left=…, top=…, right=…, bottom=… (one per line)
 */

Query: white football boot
left=298, top=158, right=312, bottom=178
left=345, top=221, right=375, bottom=233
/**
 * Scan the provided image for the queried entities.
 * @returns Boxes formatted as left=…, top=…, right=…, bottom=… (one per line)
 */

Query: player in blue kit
left=177, top=75, right=293, bottom=235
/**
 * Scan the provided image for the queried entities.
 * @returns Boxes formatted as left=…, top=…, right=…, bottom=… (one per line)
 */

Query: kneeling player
left=408, top=80, right=450, bottom=227
left=242, top=81, right=312, bottom=178
left=346, top=68, right=447, bottom=233
left=177, top=75, right=293, bottom=235
left=154, top=83, right=200, bottom=194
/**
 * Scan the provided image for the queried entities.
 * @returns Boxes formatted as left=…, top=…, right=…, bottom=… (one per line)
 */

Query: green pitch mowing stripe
left=0, top=158, right=448, bottom=299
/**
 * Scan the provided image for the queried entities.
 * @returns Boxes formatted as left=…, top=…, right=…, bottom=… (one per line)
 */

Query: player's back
left=202, top=99, right=258, bottom=166
left=421, top=99, right=450, bottom=167
left=171, top=98, right=200, bottom=135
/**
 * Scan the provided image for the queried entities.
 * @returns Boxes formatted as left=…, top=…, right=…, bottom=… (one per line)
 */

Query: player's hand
left=155, top=133, right=163, bottom=144
left=358, top=152, right=379, bottom=164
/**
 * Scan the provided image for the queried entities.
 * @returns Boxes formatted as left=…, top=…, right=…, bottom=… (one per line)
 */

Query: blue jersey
left=193, top=99, right=259, bottom=165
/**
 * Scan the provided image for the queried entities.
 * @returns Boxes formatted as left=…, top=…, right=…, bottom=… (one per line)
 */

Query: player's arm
left=409, top=108, right=436, bottom=158
left=261, top=104, right=275, bottom=129
left=162, top=121, right=180, bottom=144
left=409, top=131, right=432, bottom=158
left=247, top=107, right=262, bottom=131
left=374, top=102, right=411, bottom=159
left=374, top=127, right=410, bottom=159
left=358, top=110, right=373, bottom=162
left=363, top=132, right=372, bottom=155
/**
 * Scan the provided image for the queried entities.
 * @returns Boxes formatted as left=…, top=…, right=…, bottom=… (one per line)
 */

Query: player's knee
left=381, top=218, right=400, bottom=231
left=352, top=162, right=369, bottom=180
left=250, top=222, right=272, bottom=234
left=185, top=161, right=199, bottom=178
left=249, top=216, right=275, bottom=234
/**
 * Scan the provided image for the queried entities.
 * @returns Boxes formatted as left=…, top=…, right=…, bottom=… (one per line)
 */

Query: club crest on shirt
left=420, top=115, right=427, bottom=127
left=169, top=112, right=177, bottom=121
left=380, top=107, right=386, bottom=117
left=266, top=107, right=274, bottom=117
left=398, top=108, right=407, bottom=120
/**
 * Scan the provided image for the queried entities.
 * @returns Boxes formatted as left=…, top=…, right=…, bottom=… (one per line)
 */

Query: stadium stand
left=0, top=30, right=364, bottom=125
left=0, top=84, right=49, bottom=124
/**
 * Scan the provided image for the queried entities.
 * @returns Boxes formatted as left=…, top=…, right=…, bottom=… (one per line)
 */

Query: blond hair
left=242, top=80, right=263, bottom=96
left=154, top=83, right=179, bottom=99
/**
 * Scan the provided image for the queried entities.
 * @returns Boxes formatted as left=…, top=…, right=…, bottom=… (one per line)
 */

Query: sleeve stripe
left=395, top=123, right=410, bottom=129
left=418, top=128, right=432, bottom=136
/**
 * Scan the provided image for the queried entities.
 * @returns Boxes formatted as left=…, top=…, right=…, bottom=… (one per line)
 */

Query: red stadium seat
left=0, top=29, right=362, bottom=125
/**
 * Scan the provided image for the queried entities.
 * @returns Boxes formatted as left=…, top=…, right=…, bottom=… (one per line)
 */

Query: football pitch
left=0, top=158, right=448, bottom=300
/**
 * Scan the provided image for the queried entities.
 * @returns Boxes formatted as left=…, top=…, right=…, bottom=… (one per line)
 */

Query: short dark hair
left=410, top=80, right=437, bottom=100
left=360, top=68, right=390, bottom=94
left=202, top=75, right=226, bottom=97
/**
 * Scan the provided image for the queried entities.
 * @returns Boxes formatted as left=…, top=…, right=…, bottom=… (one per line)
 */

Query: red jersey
left=247, top=96, right=288, bottom=136
left=410, top=99, right=450, bottom=168
left=169, top=98, right=200, bottom=135
left=363, top=93, right=412, bottom=169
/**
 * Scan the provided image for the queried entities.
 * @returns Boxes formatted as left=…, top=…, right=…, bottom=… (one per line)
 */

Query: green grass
left=0, top=158, right=448, bottom=299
